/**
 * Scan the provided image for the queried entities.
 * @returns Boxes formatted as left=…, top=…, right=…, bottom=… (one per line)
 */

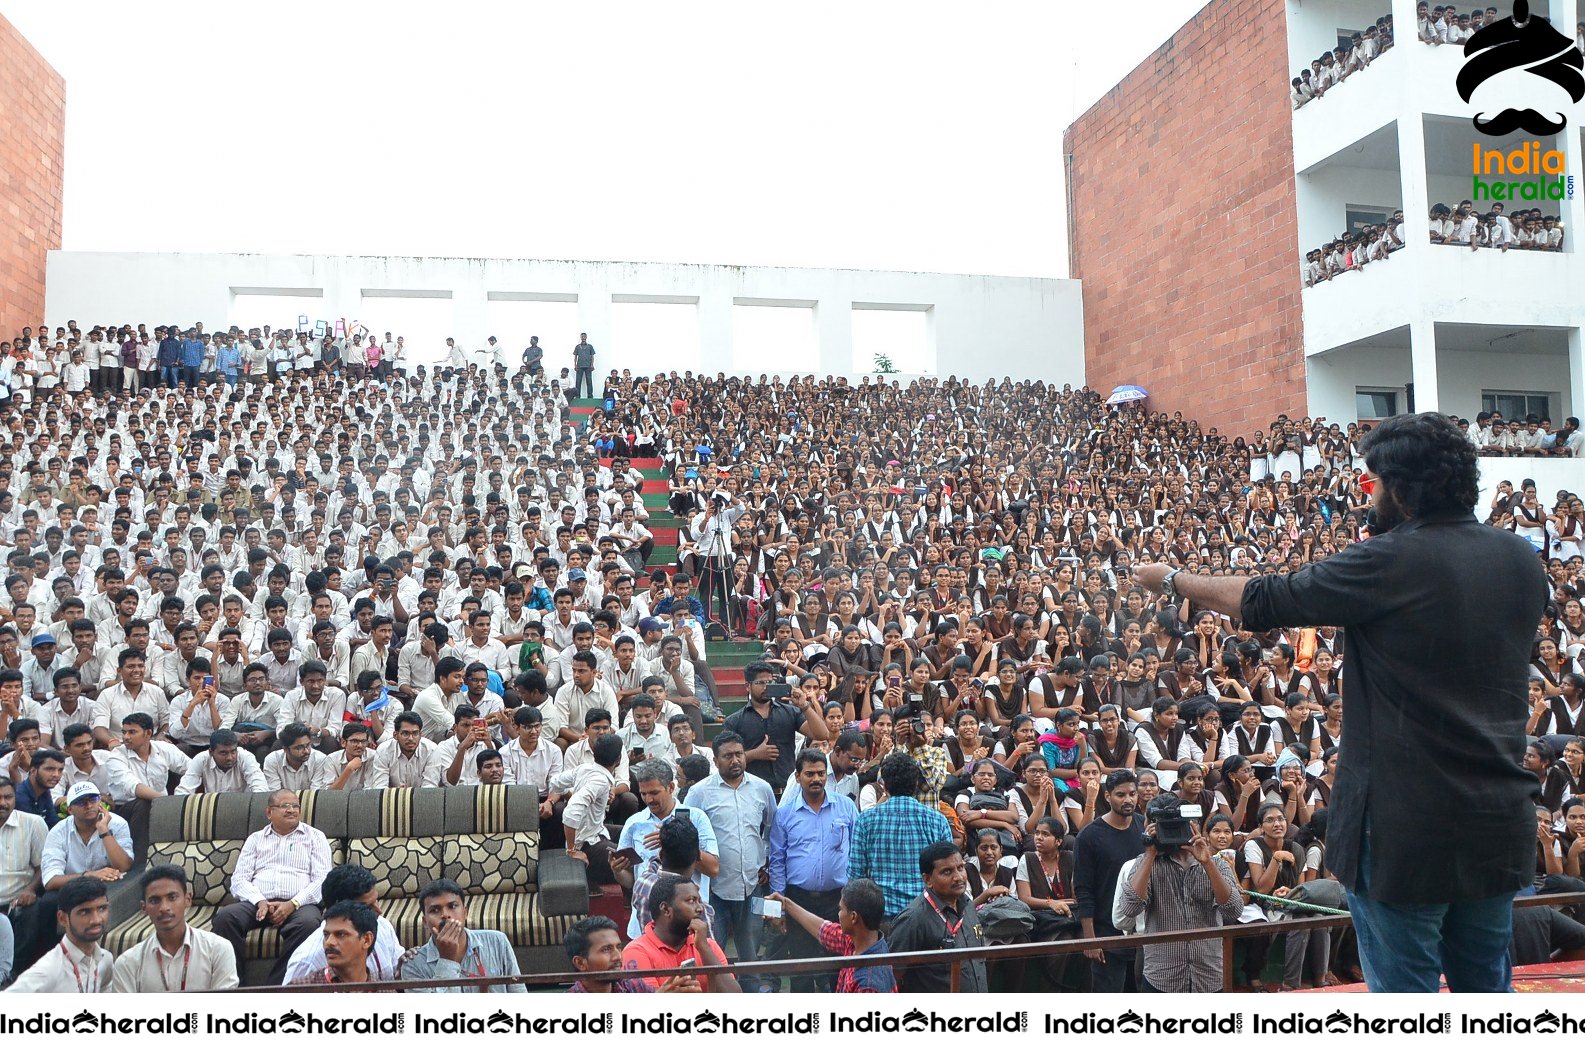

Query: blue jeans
left=1344, top=821, right=1515, bottom=992
left=709, top=892, right=771, bottom=991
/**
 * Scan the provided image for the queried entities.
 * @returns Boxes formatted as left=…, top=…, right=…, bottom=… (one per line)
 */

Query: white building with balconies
left=1288, top=0, right=1585, bottom=473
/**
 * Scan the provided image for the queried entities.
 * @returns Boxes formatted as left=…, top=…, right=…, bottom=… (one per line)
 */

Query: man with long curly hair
left=1136, top=412, right=1549, bottom=992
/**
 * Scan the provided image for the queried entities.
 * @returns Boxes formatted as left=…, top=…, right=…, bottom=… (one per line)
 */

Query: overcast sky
left=3, top=0, right=1206, bottom=279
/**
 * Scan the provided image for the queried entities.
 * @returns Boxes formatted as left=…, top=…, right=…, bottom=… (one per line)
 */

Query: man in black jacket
left=1138, top=412, right=1547, bottom=992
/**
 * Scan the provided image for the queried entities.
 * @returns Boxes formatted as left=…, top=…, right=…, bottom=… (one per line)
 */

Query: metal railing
left=242, top=890, right=1585, bottom=993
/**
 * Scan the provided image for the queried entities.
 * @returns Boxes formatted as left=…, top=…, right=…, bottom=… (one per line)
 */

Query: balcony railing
left=238, top=890, right=1585, bottom=994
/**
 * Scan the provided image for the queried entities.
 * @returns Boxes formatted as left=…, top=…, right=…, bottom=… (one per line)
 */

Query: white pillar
left=1409, top=316, right=1439, bottom=413
left=453, top=287, right=488, bottom=353
left=574, top=269, right=613, bottom=375
left=1567, top=326, right=1585, bottom=422
left=1396, top=111, right=1432, bottom=267
left=698, top=292, right=734, bottom=375
left=816, top=299, right=853, bottom=375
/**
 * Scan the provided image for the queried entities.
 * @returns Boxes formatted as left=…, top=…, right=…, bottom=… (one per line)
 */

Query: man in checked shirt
left=1113, top=794, right=1242, bottom=992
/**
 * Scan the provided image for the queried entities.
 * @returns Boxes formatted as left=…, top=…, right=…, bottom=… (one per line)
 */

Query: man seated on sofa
left=282, top=864, right=403, bottom=984
left=212, top=788, right=332, bottom=985
left=393, top=878, right=524, bottom=992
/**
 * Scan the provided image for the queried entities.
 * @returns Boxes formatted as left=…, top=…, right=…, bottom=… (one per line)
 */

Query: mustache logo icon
left=1457, top=0, right=1584, bottom=135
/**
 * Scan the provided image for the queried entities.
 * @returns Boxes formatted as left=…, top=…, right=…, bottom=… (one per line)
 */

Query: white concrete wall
left=44, top=252, right=1084, bottom=385
left=1477, top=456, right=1585, bottom=522
left=1305, top=342, right=1412, bottom=421
left=1437, top=350, right=1575, bottom=420
left=1301, top=247, right=1585, bottom=357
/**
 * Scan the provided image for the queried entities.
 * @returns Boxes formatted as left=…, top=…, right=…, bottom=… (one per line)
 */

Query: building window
left=1355, top=389, right=1399, bottom=421
left=1482, top=391, right=1551, bottom=421
left=1345, top=205, right=1396, bottom=234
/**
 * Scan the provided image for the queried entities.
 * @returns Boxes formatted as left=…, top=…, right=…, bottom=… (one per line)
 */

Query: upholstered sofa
left=103, top=785, right=588, bottom=984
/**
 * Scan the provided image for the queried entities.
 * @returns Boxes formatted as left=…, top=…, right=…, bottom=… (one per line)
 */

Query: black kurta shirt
left=1241, top=510, right=1547, bottom=904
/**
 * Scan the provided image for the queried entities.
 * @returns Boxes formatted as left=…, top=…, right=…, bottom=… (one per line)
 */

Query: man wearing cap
left=19, top=634, right=62, bottom=704
left=29, top=782, right=132, bottom=964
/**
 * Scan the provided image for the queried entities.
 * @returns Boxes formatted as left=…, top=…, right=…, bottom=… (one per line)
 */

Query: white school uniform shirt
left=105, top=740, right=190, bottom=803
left=175, top=750, right=268, bottom=795
left=5, top=938, right=115, bottom=993
left=262, top=749, right=335, bottom=792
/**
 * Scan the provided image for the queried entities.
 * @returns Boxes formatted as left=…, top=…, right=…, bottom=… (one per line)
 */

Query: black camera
left=1142, top=795, right=1201, bottom=854
left=763, top=682, right=792, bottom=700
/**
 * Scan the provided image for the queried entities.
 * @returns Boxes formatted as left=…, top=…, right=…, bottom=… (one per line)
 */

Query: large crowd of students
left=0, top=318, right=1579, bottom=993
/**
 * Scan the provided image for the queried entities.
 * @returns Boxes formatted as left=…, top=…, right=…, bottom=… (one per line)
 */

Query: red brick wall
left=1065, top=0, right=1304, bottom=436
left=0, top=13, right=64, bottom=341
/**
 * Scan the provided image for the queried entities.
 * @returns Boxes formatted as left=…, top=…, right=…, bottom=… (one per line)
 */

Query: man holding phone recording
left=722, top=663, right=829, bottom=790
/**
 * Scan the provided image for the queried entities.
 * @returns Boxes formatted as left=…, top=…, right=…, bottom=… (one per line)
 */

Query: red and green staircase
left=573, top=400, right=757, bottom=735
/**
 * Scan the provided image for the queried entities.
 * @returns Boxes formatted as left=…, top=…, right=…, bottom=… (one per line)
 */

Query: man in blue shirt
left=14, top=747, right=63, bottom=828
left=617, top=759, right=718, bottom=938
left=653, top=572, right=706, bottom=623
left=847, top=752, right=951, bottom=920
left=685, top=731, right=777, bottom=985
left=179, top=332, right=205, bottom=387
left=768, top=747, right=859, bottom=990
left=215, top=338, right=243, bottom=386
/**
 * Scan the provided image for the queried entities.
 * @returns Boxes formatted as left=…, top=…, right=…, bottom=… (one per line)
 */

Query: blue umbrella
left=1106, top=384, right=1149, bottom=406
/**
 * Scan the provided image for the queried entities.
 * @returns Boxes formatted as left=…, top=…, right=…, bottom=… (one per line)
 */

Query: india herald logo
left=1456, top=0, right=1584, bottom=134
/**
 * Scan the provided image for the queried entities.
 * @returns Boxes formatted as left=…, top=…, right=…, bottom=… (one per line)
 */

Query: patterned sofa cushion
left=348, top=835, right=445, bottom=898
left=382, top=891, right=570, bottom=950
left=442, top=832, right=538, bottom=895
left=109, top=904, right=285, bottom=961
left=146, top=840, right=246, bottom=906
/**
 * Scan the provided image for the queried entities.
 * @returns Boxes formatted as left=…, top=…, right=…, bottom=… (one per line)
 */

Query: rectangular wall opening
left=731, top=302, right=816, bottom=376
left=485, top=296, right=583, bottom=374
left=229, top=290, right=326, bottom=336
left=358, top=292, right=454, bottom=366
left=611, top=300, right=701, bottom=377
left=852, top=304, right=933, bottom=375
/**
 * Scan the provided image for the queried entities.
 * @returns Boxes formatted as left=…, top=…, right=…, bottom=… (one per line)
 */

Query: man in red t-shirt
left=620, top=873, right=741, bottom=992
left=770, top=879, right=896, bottom=993
left=564, top=916, right=699, bottom=993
